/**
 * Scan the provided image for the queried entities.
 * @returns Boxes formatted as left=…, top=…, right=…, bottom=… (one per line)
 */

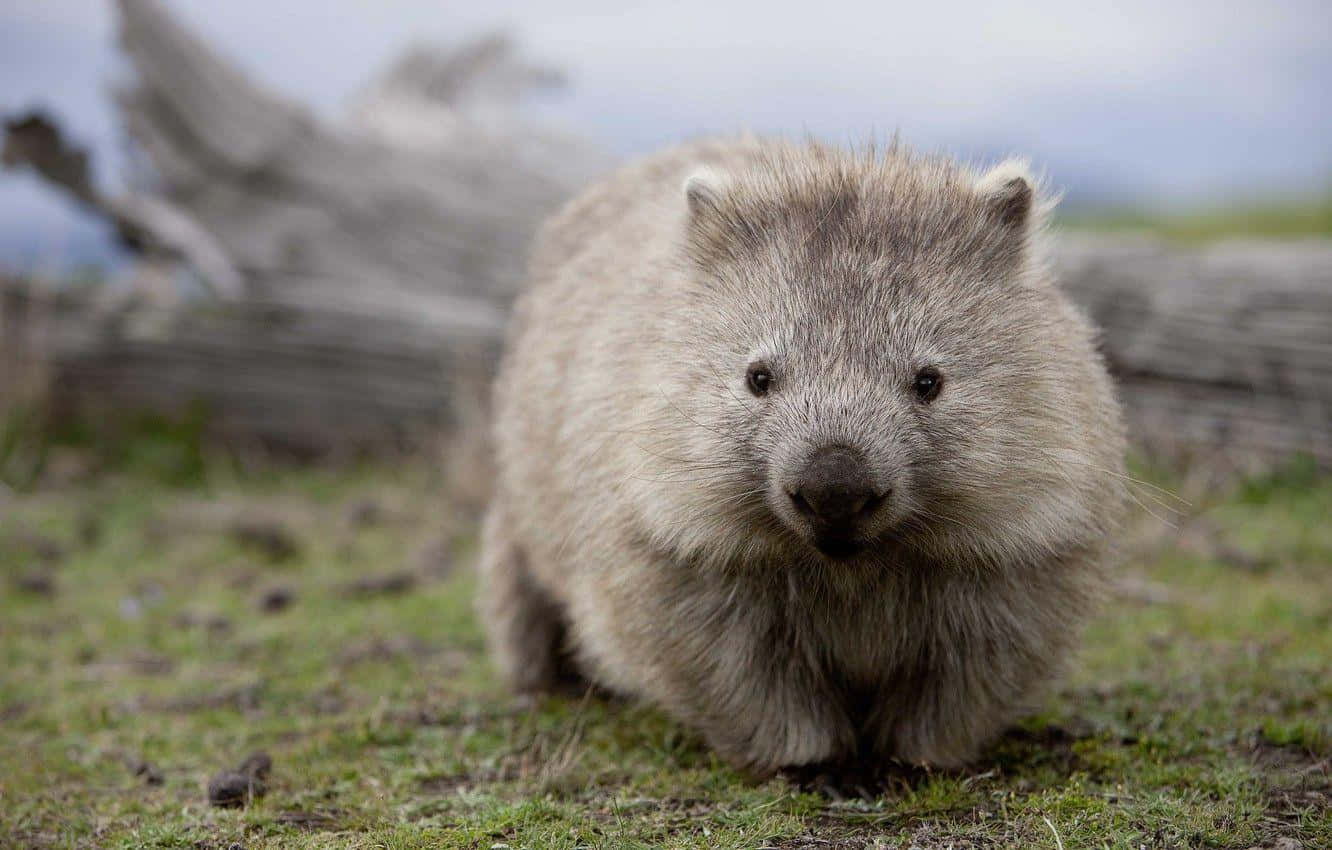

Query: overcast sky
left=2, top=0, right=1329, bottom=271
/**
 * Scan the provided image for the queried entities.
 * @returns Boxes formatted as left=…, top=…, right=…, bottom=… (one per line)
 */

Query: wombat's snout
left=786, top=445, right=887, bottom=555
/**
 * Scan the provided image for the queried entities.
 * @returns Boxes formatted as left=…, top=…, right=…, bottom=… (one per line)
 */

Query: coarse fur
left=478, top=135, right=1127, bottom=775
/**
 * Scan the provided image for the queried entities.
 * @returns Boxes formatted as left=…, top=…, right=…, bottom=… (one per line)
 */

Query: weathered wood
left=6, top=233, right=1330, bottom=462
left=1056, top=234, right=1332, bottom=464
left=2, top=112, right=243, bottom=297
left=6, top=281, right=500, bottom=454
left=112, top=0, right=606, bottom=308
left=3, top=0, right=602, bottom=454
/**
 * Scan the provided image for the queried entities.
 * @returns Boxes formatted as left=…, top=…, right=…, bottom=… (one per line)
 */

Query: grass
left=1, top=445, right=1329, bottom=849
left=1059, top=194, right=1332, bottom=242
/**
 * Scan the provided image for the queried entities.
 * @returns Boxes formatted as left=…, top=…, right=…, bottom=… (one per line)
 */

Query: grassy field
left=2, top=439, right=1329, bottom=849
left=1059, top=194, right=1332, bottom=242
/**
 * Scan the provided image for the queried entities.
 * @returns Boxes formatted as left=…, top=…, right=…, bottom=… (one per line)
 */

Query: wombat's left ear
left=682, top=167, right=729, bottom=219
left=974, top=159, right=1038, bottom=229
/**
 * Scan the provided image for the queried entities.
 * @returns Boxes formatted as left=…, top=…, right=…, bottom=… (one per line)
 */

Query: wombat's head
left=655, top=143, right=1123, bottom=569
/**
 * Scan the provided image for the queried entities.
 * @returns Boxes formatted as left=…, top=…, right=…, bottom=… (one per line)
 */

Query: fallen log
left=110, top=0, right=605, bottom=308
left=1057, top=234, right=1332, bottom=466
left=5, top=232, right=1329, bottom=463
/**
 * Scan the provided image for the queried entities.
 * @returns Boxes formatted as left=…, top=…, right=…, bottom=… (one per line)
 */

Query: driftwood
left=110, top=0, right=605, bottom=309
left=5, top=235, right=1329, bottom=462
left=1, top=0, right=1328, bottom=465
left=2, top=0, right=600, bottom=452
left=1057, top=235, right=1331, bottom=465
left=1, top=113, right=243, bottom=297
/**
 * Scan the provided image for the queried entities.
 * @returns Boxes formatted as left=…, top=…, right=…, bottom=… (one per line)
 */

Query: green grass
left=2, top=453, right=1329, bottom=849
left=1060, top=194, right=1332, bottom=242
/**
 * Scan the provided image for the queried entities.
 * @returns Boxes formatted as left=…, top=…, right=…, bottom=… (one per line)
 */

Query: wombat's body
left=480, top=136, right=1125, bottom=774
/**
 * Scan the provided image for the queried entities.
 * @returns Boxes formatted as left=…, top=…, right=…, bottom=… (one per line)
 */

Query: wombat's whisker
left=654, top=385, right=735, bottom=439
left=1009, top=447, right=1188, bottom=518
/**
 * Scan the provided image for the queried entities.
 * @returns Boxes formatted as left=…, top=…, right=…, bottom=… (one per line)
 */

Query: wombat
left=479, top=136, right=1126, bottom=775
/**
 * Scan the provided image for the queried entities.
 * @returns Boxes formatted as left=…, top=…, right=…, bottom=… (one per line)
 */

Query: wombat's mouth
left=812, top=534, right=866, bottom=560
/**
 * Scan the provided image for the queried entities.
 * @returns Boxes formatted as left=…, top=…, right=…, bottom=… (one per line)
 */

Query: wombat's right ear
left=682, top=167, right=729, bottom=219
left=974, top=159, right=1039, bottom=230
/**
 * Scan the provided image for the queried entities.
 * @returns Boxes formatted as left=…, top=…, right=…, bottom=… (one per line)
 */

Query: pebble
left=258, top=585, right=294, bottom=613
left=206, top=751, right=272, bottom=807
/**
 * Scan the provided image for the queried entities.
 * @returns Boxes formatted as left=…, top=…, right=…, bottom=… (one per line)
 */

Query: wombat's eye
left=746, top=363, right=774, bottom=397
left=914, top=367, right=943, bottom=403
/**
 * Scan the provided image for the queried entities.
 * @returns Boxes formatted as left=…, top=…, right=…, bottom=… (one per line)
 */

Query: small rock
left=1273, top=839, right=1302, bottom=850
left=208, top=770, right=261, bottom=807
left=208, top=770, right=267, bottom=808
left=258, top=585, right=294, bottom=613
left=340, top=571, right=416, bottom=598
left=13, top=570, right=55, bottom=596
left=207, top=751, right=272, bottom=807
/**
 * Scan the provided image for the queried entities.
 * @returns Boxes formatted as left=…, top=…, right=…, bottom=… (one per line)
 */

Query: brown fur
left=478, top=135, right=1126, bottom=774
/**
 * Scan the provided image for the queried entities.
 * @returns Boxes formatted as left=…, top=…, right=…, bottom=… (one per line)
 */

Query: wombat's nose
left=788, top=445, right=884, bottom=526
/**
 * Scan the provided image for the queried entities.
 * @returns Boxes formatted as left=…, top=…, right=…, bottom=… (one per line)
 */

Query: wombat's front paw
left=711, top=709, right=854, bottom=778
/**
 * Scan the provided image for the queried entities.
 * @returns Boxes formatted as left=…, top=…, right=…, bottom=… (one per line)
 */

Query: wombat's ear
left=682, top=167, right=729, bottom=219
left=975, top=159, right=1037, bottom=229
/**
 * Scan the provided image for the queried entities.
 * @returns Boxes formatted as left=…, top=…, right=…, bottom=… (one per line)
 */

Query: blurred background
left=2, top=4, right=1330, bottom=845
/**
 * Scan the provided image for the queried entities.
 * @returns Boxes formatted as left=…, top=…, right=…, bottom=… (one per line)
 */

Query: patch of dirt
left=156, top=682, right=264, bottom=713
left=85, top=650, right=178, bottom=678
left=336, top=634, right=433, bottom=667
left=413, top=536, right=456, bottom=579
left=274, top=809, right=344, bottom=831
left=172, top=610, right=232, bottom=634
left=759, top=839, right=887, bottom=850
left=339, top=570, right=417, bottom=598
left=76, top=509, right=102, bottom=547
left=1250, top=733, right=1331, bottom=834
left=417, top=773, right=471, bottom=794
left=229, top=517, right=302, bottom=563
left=344, top=497, right=383, bottom=529
left=128, top=650, right=176, bottom=675
left=0, top=699, right=29, bottom=723
left=4, top=526, right=67, bottom=565
left=11, top=568, right=56, bottom=596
